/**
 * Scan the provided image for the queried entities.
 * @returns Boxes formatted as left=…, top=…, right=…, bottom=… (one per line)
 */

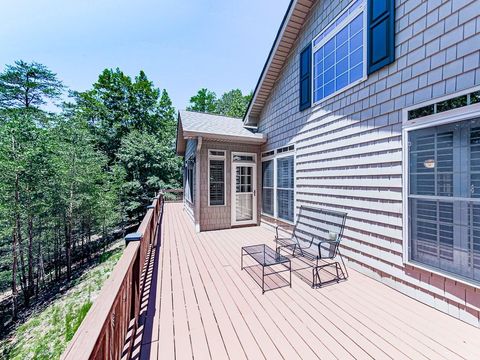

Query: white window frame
left=311, top=0, right=367, bottom=106
left=231, top=151, right=257, bottom=226
left=208, top=149, right=226, bottom=207
left=261, top=146, right=296, bottom=224
left=402, top=89, right=480, bottom=287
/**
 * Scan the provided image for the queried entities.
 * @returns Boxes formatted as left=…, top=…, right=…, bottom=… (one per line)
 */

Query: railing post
left=125, top=232, right=142, bottom=246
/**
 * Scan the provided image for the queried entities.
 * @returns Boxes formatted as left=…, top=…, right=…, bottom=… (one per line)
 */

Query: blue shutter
left=367, top=0, right=395, bottom=74
left=299, top=44, right=312, bottom=111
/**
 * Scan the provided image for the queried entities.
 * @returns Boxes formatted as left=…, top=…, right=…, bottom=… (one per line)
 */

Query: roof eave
left=183, top=130, right=266, bottom=145
left=243, top=0, right=297, bottom=127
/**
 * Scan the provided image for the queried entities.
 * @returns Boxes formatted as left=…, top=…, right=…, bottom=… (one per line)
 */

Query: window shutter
left=299, top=44, right=312, bottom=111
left=367, top=0, right=395, bottom=74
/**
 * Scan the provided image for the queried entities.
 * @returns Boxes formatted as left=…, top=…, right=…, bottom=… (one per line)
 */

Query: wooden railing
left=61, top=194, right=164, bottom=360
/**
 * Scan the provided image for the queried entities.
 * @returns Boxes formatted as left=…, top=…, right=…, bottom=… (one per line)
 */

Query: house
left=176, top=0, right=480, bottom=326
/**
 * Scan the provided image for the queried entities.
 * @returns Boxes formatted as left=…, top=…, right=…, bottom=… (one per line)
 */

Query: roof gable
left=244, top=0, right=315, bottom=126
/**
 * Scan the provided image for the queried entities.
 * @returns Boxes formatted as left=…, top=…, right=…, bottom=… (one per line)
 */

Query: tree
left=216, top=89, right=252, bottom=118
left=117, top=130, right=181, bottom=221
left=0, top=60, right=64, bottom=109
left=186, top=88, right=217, bottom=113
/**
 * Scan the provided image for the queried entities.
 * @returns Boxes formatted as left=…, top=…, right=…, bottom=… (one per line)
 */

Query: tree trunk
left=11, top=229, right=18, bottom=319
left=27, top=213, right=35, bottom=300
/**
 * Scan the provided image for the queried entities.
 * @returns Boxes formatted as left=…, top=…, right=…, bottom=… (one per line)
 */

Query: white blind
left=209, top=159, right=224, bottom=206
left=262, top=160, right=274, bottom=215
left=277, top=156, right=294, bottom=222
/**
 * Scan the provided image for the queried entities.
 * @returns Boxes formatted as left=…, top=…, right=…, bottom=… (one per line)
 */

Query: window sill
left=404, top=259, right=480, bottom=289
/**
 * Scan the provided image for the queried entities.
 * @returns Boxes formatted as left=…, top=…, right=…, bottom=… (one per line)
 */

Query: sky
left=0, top=0, right=290, bottom=111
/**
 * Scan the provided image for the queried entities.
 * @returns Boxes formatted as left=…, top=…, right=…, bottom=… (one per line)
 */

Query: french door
left=231, top=153, right=257, bottom=226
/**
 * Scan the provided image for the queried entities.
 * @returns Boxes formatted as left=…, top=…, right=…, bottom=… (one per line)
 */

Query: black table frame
left=241, top=244, right=292, bottom=294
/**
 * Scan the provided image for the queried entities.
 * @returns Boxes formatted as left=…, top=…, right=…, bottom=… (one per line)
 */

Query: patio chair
left=275, top=206, right=348, bottom=287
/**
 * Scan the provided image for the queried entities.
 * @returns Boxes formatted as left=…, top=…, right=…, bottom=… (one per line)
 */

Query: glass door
left=231, top=153, right=257, bottom=226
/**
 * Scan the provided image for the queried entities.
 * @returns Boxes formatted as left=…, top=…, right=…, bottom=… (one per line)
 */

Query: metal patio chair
left=275, top=206, right=348, bottom=287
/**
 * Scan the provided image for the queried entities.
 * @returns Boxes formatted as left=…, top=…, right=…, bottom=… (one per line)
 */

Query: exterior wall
left=198, top=140, right=261, bottom=231
left=257, top=0, right=480, bottom=326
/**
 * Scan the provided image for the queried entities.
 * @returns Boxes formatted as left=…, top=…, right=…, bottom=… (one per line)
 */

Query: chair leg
left=337, top=248, right=349, bottom=279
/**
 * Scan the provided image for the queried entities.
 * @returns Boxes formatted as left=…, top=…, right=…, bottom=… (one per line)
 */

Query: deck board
left=138, top=203, right=480, bottom=360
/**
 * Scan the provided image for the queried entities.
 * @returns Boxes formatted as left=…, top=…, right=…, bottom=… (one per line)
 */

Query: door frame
left=231, top=152, right=257, bottom=226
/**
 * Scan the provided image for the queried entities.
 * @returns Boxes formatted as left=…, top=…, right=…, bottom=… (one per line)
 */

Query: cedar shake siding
left=256, top=0, right=480, bottom=326
left=198, top=140, right=261, bottom=231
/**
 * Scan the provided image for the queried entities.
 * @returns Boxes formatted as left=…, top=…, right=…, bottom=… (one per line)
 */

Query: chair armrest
left=275, top=225, right=293, bottom=240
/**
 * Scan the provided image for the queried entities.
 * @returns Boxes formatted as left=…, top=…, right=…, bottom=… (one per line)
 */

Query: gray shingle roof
left=179, top=110, right=263, bottom=139
left=176, top=110, right=266, bottom=155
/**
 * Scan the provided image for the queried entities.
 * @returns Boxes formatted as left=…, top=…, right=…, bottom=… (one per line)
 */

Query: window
left=312, top=0, right=366, bottom=103
left=262, top=160, right=274, bottom=216
left=185, top=158, right=195, bottom=204
left=408, top=118, right=480, bottom=283
left=208, top=150, right=225, bottom=206
left=261, top=147, right=295, bottom=222
left=277, top=156, right=294, bottom=222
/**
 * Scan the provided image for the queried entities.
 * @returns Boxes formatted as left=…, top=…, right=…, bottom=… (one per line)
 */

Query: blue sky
left=0, top=0, right=289, bottom=110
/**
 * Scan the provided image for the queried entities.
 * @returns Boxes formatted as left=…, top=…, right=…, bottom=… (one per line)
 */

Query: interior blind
left=209, top=159, right=225, bottom=206
left=277, top=156, right=294, bottom=222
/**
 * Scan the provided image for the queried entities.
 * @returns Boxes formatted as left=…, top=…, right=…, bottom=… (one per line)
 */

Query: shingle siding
left=257, top=0, right=480, bottom=326
left=198, top=140, right=261, bottom=231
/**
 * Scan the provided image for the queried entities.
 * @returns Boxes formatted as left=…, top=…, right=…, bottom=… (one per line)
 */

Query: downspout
left=195, top=136, right=202, bottom=232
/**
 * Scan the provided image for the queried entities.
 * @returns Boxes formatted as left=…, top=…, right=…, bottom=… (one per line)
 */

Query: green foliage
left=187, top=88, right=252, bottom=118
left=72, top=68, right=181, bottom=222
left=2, top=245, right=122, bottom=360
left=186, top=88, right=217, bottom=113
left=117, top=130, right=181, bottom=220
left=0, top=60, right=64, bottom=109
left=216, top=89, right=252, bottom=118
left=0, top=61, right=180, bottom=343
left=65, top=300, right=92, bottom=342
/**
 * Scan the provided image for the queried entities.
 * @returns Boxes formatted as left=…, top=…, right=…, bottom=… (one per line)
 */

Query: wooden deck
left=135, top=203, right=480, bottom=360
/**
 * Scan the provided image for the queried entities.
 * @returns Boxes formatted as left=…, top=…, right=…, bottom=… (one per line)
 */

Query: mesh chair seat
left=274, top=206, right=348, bottom=287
